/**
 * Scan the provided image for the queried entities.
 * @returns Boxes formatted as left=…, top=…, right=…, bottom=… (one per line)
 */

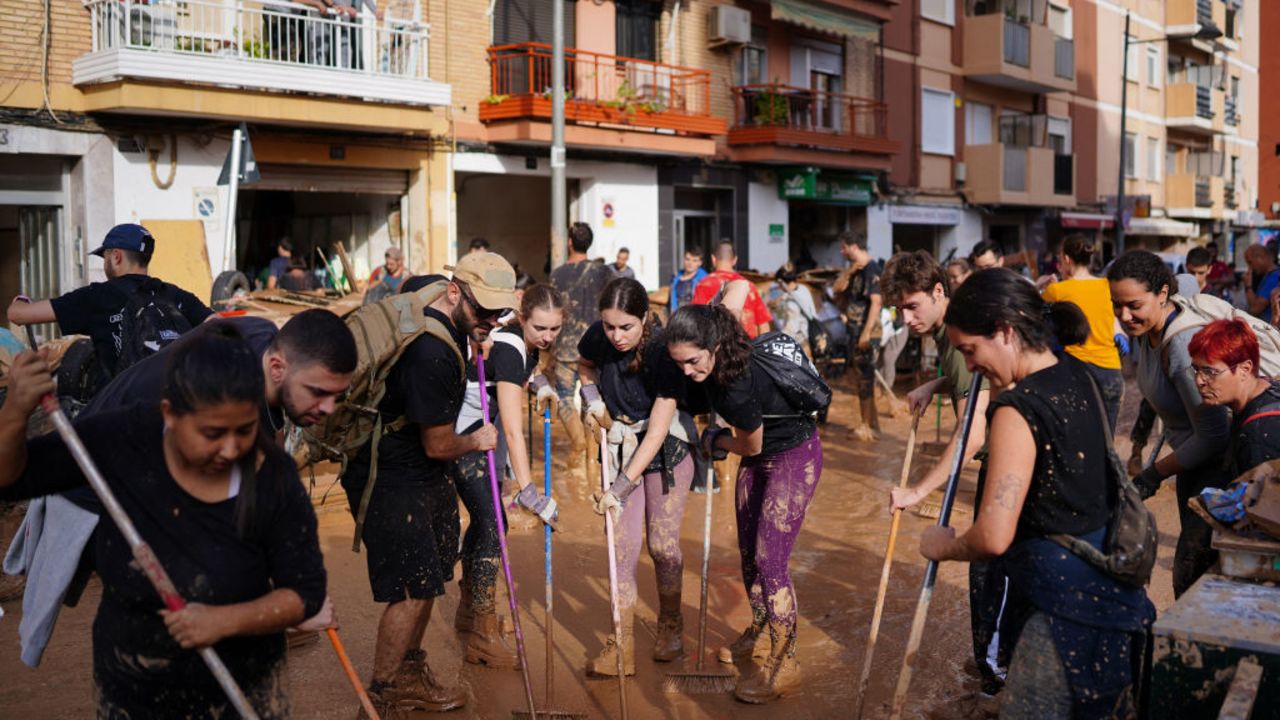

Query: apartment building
left=1256, top=0, right=1280, bottom=223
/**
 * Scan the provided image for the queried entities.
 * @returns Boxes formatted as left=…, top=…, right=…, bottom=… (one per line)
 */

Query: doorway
left=1, top=205, right=61, bottom=342
left=674, top=214, right=717, bottom=274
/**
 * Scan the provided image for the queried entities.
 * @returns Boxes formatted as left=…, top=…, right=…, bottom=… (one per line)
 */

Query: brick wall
left=1, top=0, right=91, bottom=108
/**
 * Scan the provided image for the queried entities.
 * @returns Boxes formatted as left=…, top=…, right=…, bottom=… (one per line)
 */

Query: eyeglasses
left=459, top=286, right=503, bottom=321
left=1192, top=364, right=1236, bottom=380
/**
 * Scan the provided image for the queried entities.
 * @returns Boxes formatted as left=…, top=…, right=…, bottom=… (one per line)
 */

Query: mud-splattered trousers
left=451, top=451, right=508, bottom=614
left=735, top=430, right=823, bottom=648
left=612, top=453, right=696, bottom=609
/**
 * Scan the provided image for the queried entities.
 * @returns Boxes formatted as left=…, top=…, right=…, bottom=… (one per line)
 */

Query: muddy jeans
left=1083, top=363, right=1123, bottom=435
left=736, top=431, right=823, bottom=638
left=452, top=451, right=507, bottom=614
left=613, top=453, right=695, bottom=609
left=1000, top=612, right=1072, bottom=720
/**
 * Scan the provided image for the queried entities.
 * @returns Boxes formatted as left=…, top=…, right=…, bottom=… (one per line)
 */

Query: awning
left=1126, top=217, right=1198, bottom=238
left=1059, top=212, right=1115, bottom=230
left=771, top=0, right=879, bottom=41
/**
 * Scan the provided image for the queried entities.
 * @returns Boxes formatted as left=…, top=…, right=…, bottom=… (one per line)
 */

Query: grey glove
left=580, top=383, right=612, bottom=433
left=593, top=469, right=640, bottom=519
left=515, top=483, right=559, bottom=528
left=700, top=425, right=729, bottom=461
left=530, top=373, right=558, bottom=414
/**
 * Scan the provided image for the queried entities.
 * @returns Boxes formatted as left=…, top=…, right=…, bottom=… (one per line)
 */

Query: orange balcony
left=479, top=43, right=725, bottom=154
left=1166, top=0, right=1226, bottom=39
left=1165, top=82, right=1225, bottom=136
left=964, top=143, right=1075, bottom=207
left=726, top=84, right=898, bottom=170
left=962, top=13, right=1075, bottom=94
left=1166, top=173, right=1224, bottom=218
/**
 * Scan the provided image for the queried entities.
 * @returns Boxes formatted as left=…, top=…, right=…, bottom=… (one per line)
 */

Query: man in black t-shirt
left=341, top=253, right=517, bottom=716
left=831, top=230, right=883, bottom=435
left=7, top=224, right=212, bottom=387
left=549, top=222, right=612, bottom=461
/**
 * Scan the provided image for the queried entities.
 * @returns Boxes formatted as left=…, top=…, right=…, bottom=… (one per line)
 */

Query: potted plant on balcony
left=752, top=89, right=788, bottom=127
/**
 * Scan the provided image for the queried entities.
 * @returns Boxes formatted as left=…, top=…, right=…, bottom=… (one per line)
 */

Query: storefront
left=776, top=166, right=875, bottom=269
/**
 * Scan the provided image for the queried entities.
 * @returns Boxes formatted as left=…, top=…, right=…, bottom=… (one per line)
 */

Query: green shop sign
left=777, top=168, right=874, bottom=205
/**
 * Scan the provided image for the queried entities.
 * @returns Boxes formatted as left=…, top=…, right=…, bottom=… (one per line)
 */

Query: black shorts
left=343, top=470, right=460, bottom=603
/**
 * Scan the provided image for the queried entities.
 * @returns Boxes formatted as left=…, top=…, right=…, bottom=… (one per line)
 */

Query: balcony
left=73, top=0, right=450, bottom=114
left=962, top=13, right=1074, bottom=94
left=1165, top=82, right=1225, bottom=135
left=1166, top=0, right=1226, bottom=41
left=1224, top=95, right=1240, bottom=133
left=964, top=143, right=1074, bottom=207
left=726, top=84, right=898, bottom=171
left=479, top=43, right=725, bottom=155
left=1166, top=173, right=1224, bottom=218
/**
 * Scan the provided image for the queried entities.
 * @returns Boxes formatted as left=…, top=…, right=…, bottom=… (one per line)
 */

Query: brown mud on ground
left=0, top=378, right=1179, bottom=719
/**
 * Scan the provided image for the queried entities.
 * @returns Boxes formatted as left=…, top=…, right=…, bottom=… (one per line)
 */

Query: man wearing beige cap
left=340, top=252, right=517, bottom=718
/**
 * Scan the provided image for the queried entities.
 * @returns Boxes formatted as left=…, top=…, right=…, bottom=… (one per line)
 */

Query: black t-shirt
left=987, top=357, right=1112, bottom=541
left=549, top=259, right=612, bottom=363
left=344, top=307, right=466, bottom=485
left=1227, top=381, right=1280, bottom=479
left=50, top=274, right=213, bottom=383
left=577, top=321, right=688, bottom=423
left=708, top=360, right=817, bottom=456
left=457, top=326, right=538, bottom=434
left=0, top=404, right=326, bottom=715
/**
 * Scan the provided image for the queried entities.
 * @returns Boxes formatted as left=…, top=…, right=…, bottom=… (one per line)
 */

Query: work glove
left=1114, top=333, right=1131, bottom=356
left=700, top=424, right=729, bottom=461
left=515, top=483, right=559, bottom=529
left=530, top=373, right=558, bottom=415
left=580, top=384, right=612, bottom=436
left=592, top=468, right=641, bottom=522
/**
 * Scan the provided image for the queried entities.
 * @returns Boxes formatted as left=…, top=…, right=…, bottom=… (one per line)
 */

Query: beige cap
left=445, top=252, right=518, bottom=311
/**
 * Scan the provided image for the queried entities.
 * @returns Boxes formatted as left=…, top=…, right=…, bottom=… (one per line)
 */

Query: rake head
left=661, top=667, right=738, bottom=695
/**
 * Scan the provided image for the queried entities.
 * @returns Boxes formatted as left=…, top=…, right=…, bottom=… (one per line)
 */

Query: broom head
left=662, top=666, right=738, bottom=695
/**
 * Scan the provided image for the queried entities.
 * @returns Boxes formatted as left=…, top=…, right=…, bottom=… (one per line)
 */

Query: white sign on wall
left=889, top=205, right=963, bottom=226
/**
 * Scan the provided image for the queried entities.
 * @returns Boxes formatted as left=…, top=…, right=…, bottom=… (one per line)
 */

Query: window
left=922, top=88, right=955, bottom=156
left=965, top=102, right=993, bottom=145
left=615, top=0, right=659, bottom=61
left=1048, top=116, right=1071, bottom=154
left=921, top=0, right=954, bottom=26
left=1167, top=145, right=1181, bottom=175
left=1125, top=35, right=1139, bottom=81
left=1146, top=46, right=1161, bottom=88
left=1124, top=133, right=1137, bottom=178
left=1146, top=137, right=1160, bottom=180
left=735, top=26, right=768, bottom=86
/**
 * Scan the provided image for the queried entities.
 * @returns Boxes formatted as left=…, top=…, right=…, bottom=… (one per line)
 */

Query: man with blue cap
left=7, top=223, right=212, bottom=385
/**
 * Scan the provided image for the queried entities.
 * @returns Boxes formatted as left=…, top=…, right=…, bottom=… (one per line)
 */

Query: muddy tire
left=55, top=337, right=98, bottom=405
left=211, top=270, right=250, bottom=304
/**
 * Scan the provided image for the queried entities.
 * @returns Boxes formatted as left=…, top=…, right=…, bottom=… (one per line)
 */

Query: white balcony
left=74, top=0, right=450, bottom=108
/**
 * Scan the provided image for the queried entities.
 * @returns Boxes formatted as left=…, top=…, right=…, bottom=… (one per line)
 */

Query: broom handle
left=696, top=413, right=716, bottom=672
left=327, top=629, right=380, bottom=720
left=888, top=373, right=983, bottom=720
left=544, top=404, right=555, bottom=705
left=600, top=427, right=629, bottom=720
left=20, top=313, right=259, bottom=720
left=475, top=358, right=538, bottom=720
left=853, top=414, right=920, bottom=719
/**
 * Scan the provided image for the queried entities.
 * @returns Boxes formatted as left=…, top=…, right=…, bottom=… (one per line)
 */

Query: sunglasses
left=460, top=286, right=503, bottom=321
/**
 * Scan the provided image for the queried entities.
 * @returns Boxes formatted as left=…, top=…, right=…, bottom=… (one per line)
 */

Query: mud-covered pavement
left=0, top=379, right=1181, bottom=719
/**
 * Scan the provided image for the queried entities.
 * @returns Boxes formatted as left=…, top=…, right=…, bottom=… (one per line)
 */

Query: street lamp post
left=1115, top=13, right=1222, bottom=256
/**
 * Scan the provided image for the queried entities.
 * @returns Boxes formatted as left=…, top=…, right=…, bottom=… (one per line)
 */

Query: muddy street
left=0, top=380, right=1179, bottom=719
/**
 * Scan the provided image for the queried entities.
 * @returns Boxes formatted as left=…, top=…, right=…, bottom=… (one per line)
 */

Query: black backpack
left=751, top=331, right=832, bottom=416
left=115, top=278, right=193, bottom=376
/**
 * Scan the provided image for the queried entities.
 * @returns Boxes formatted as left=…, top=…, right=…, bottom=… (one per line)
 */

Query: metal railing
left=731, top=84, right=887, bottom=138
left=1196, top=0, right=1213, bottom=26
left=1053, top=154, right=1073, bottom=195
left=1195, top=177, right=1213, bottom=208
left=1225, top=183, right=1238, bottom=209
left=1004, top=19, right=1030, bottom=67
left=486, top=42, right=712, bottom=118
left=84, top=0, right=430, bottom=79
left=1225, top=95, right=1239, bottom=126
left=1054, top=37, right=1074, bottom=79
left=1194, top=85, right=1213, bottom=119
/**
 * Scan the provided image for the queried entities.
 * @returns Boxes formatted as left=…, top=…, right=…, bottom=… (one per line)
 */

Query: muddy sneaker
left=586, top=612, right=635, bottom=677
left=396, top=649, right=467, bottom=712
left=464, top=612, right=519, bottom=670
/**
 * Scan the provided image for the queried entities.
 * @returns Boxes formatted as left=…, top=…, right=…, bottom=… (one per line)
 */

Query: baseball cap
left=91, top=223, right=155, bottom=257
left=445, top=252, right=517, bottom=311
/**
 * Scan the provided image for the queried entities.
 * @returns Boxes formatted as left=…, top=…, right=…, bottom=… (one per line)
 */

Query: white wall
left=940, top=209, right=985, bottom=261
left=866, top=203, right=892, bottom=261
left=747, top=181, right=789, bottom=273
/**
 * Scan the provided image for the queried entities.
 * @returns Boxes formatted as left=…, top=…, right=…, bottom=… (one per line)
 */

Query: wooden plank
left=140, top=219, right=213, bottom=303
left=1217, top=657, right=1263, bottom=720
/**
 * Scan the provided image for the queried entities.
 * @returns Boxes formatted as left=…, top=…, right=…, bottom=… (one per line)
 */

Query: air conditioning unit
left=708, top=6, right=751, bottom=48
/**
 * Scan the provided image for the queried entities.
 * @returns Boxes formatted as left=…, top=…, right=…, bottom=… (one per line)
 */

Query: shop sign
left=768, top=224, right=785, bottom=244
left=777, top=168, right=872, bottom=205
left=888, top=205, right=962, bottom=225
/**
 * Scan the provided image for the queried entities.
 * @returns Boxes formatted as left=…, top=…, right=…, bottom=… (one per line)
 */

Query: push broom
left=664, top=413, right=736, bottom=695
left=599, top=426, right=630, bottom=720
left=888, top=373, right=983, bottom=720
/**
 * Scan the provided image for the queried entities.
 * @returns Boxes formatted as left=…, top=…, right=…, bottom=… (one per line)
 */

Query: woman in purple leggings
left=579, top=277, right=699, bottom=676
left=666, top=303, right=825, bottom=704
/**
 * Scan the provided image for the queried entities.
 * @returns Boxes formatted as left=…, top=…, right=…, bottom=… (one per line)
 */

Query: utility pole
left=1115, top=11, right=1130, bottom=256
left=550, top=0, right=567, bottom=270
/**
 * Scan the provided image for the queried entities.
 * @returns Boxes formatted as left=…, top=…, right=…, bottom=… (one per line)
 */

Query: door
left=19, top=206, right=62, bottom=342
left=674, top=213, right=717, bottom=275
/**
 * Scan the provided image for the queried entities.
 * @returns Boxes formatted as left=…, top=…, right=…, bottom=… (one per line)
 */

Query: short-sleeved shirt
left=612, top=264, right=636, bottom=281
left=934, top=322, right=987, bottom=412
left=1041, top=277, right=1122, bottom=370
left=1257, top=269, right=1280, bottom=323
left=345, top=307, right=467, bottom=484
left=577, top=321, right=688, bottom=423
left=50, top=274, right=213, bottom=383
left=268, top=256, right=290, bottom=281
left=550, top=259, right=613, bottom=364
left=988, top=357, right=1112, bottom=541
left=707, top=360, right=817, bottom=456
left=0, top=404, right=326, bottom=717
left=692, top=269, right=773, bottom=339
left=1227, top=382, right=1280, bottom=479
left=456, top=326, right=539, bottom=435
left=837, top=263, right=881, bottom=332
left=369, top=266, right=408, bottom=293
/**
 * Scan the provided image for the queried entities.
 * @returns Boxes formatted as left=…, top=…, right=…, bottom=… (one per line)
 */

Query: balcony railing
left=1196, top=0, right=1213, bottom=26
left=1194, top=85, right=1213, bottom=119
left=1225, top=96, right=1240, bottom=126
left=1054, top=37, right=1074, bottom=79
left=1225, top=183, right=1238, bottom=209
left=481, top=42, right=721, bottom=135
left=77, top=0, right=446, bottom=106
left=732, top=84, right=886, bottom=137
left=1004, top=19, right=1030, bottom=67
left=1195, top=177, right=1213, bottom=208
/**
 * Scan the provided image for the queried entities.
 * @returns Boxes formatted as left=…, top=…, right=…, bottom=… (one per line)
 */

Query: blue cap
left=91, top=223, right=155, bottom=257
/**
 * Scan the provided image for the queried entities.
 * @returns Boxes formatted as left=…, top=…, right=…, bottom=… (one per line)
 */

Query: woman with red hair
left=1188, top=319, right=1280, bottom=478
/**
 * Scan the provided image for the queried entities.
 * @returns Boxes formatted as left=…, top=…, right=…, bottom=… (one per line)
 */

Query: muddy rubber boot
left=586, top=611, right=636, bottom=677
left=717, top=619, right=767, bottom=664
left=453, top=579, right=474, bottom=634
left=464, top=612, right=520, bottom=669
left=652, top=592, right=685, bottom=662
left=734, top=622, right=801, bottom=704
left=395, top=649, right=467, bottom=712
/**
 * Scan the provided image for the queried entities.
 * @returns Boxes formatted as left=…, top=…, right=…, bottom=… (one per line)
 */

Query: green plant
left=483, top=94, right=510, bottom=104
left=752, top=91, right=788, bottom=126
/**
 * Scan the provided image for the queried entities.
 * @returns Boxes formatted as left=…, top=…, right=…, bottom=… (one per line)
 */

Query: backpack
left=1163, top=293, right=1280, bottom=376
left=298, top=280, right=465, bottom=550
left=115, top=278, right=193, bottom=376
left=751, top=331, right=832, bottom=416
left=1050, top=369, right=1158, bottom=588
